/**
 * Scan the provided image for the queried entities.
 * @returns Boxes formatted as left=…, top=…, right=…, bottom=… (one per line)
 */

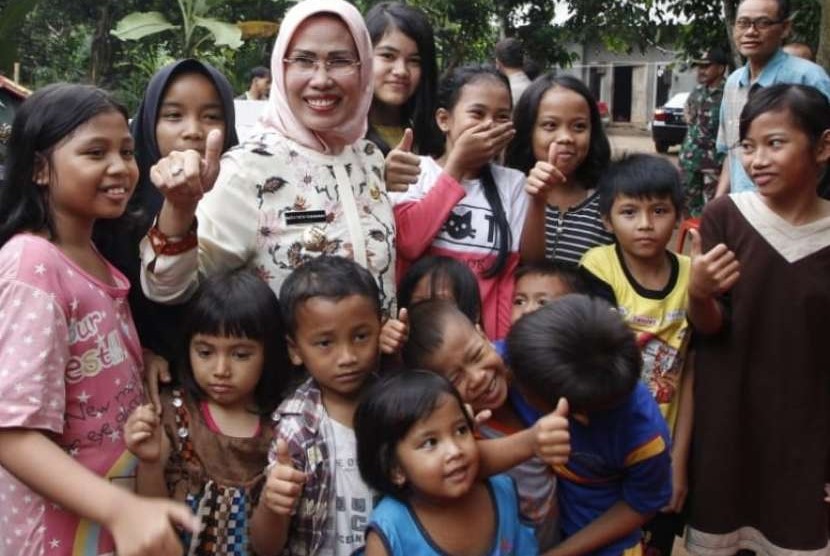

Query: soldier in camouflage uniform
left=679, top=48, right=729, bottom=217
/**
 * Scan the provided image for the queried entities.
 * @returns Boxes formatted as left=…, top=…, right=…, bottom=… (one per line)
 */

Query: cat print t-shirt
left=392, top=156, right=529, bottom=339
left=0, top=234, right=144, bottom=556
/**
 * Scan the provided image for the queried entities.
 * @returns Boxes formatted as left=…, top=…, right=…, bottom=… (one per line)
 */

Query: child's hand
left=463, top=403, right=492, bottom=427
left=109, top=493, right=199, bottom=556
left=525, top=143, right=568, bottom=200
left=534, top=397, right=570, bottom=466
left=125, top=404, right=168, bottom=464
left=688, top=228, right=740, bottom=300
left=262, top=439, right=306, bottom=516
left=444, top=121, right=515, bottom=179
left=385, top=129, right=421, bottom=192
left=379, top=308, right=409, bottom=355
left=150, top=129, right=223, bottom=210
left=142, top=349, right=171, bottom=416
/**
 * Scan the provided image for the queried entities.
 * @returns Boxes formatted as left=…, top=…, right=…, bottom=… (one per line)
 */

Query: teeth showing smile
left=103, top=187, right=127, bottom=194
left=307, top=97, right=338, bottom=109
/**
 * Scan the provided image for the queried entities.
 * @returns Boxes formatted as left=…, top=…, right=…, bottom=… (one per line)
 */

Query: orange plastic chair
left=676, top=217, right=701, bottom=253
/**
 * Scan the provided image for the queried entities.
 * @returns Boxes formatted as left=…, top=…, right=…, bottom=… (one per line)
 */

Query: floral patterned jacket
left=140, top=132, right=396, bottom=315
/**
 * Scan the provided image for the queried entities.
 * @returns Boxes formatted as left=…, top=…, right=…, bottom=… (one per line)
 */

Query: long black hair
left=506, top=73, right=611, bottom=187
left=0, top=83, right=129, bottom=247
left=435, top=64, right=512, bottom=278
left=365, top=2, right=440, bottom=156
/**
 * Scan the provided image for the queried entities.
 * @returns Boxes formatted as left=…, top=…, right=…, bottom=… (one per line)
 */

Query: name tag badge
left=285, top=210, right=327, bottom=226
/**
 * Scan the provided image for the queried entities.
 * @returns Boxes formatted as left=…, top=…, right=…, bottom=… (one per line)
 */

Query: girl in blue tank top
left=354, top=370, right=537, bottom=556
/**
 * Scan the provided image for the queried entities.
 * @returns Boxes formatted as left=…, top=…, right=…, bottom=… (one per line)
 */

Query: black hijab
left=131, top=58, right=239, bottom=218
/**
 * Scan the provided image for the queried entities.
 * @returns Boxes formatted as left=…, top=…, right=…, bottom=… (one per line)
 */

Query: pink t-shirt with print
left=0, top=234, right=144, bottom=556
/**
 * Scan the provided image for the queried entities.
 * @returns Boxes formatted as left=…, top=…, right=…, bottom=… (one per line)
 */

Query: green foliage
left=111, top=0, right=244, bottom=58
left=0, top=0, right=42, bottom=74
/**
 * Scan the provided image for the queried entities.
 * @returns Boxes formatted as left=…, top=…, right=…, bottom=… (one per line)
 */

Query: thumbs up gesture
left=533, top=397, right=570, bottom=466
left=525, top=142, right=567, bottom=200
left=261, top=439, right=306, bottom=516
left=379, top=307, right=409, bottom=355
left=687, top=228, right=740, bottom=300
left=151, top=129, right=224, bottom=210
left=384, top=128, right=421, bottom=193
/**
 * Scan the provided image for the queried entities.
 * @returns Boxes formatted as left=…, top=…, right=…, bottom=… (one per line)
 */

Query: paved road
left=607, top=125, right=682, bottom=163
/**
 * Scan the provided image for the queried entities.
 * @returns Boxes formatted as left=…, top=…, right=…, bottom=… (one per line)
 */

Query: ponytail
left=480, top=163, right=511, bottom=278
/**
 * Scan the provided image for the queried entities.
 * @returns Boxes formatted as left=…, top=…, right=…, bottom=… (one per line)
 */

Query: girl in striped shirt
left=507, top=74, right=614, bottom=266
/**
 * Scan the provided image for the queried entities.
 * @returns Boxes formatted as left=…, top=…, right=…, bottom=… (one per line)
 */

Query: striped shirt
left=544, top=190, right=614, bottom=266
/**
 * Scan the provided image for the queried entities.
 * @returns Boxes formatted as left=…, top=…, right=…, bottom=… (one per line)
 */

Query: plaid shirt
left=269, top=379, right=332, bottom=555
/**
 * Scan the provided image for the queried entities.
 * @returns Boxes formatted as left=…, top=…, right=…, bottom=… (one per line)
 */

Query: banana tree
left=0, top=0, right=42, bottom=75
left=111, top=0, right=244, bottom=57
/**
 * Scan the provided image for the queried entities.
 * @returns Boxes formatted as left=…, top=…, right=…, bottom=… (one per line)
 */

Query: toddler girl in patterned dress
left=125, top=269, right=291, bottom=555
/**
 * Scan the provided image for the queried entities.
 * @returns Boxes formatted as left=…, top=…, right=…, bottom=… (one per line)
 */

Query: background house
left=558, top=41, right=697, bottom=125
left=0, top=75, right=30, bottom=180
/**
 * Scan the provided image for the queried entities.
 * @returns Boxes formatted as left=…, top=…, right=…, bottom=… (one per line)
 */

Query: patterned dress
left=161, top=389, right=274, bottom=555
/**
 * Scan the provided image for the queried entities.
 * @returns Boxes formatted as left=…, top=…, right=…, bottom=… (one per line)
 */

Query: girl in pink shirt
left=0, top=84, right=197, bottom=556
left=391, top=65, right=529, bottom=340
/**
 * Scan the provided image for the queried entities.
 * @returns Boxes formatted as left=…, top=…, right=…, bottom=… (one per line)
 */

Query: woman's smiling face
left=283, top=14, right=362, bottom=132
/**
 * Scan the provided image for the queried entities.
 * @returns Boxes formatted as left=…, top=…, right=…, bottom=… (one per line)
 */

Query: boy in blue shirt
left=508, top=294, right=671, bottom=555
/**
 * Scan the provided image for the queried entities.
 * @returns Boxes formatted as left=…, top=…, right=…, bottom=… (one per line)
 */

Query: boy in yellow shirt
left=580, top=154, right=693, bottom=556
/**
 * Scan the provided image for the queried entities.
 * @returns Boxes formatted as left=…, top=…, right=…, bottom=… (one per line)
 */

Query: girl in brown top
left=124, top=269, right=291, bottom=555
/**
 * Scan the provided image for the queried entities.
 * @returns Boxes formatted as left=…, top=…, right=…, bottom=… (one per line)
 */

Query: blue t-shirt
left=556, top=382, right=672, bottom=555
left=364, top=474, right=538, bottom=555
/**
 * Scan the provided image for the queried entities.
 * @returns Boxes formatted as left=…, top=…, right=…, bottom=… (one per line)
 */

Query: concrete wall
left=555, top=41, right=696, bottom=123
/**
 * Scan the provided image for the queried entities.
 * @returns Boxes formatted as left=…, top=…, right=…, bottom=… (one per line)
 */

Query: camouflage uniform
left=679, top=79, right=725, bottom=217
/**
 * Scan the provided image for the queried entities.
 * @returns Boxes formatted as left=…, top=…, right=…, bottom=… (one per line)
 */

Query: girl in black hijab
left=93, top=59, right=238, bottom=402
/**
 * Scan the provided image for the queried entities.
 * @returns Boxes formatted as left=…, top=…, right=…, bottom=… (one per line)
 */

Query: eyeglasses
left=734, top=17, right=786, bottom=31
left=283, top=56, right=361, bottom=77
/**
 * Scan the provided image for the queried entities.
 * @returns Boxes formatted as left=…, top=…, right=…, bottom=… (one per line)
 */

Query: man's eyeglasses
left=734, top=17, right=786, bottom=31
left=283, top=56, right=361, bottom=77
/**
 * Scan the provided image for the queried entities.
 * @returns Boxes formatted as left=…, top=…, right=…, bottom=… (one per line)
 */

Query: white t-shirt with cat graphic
left=392, top=156, right=529, bottom=339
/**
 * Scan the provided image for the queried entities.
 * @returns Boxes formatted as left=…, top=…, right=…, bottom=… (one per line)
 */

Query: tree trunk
left=819, top=0, right=829, bottom=70
left=722, top=0, right=739, bottom=67
left=90, top=2, right=113, bottom=85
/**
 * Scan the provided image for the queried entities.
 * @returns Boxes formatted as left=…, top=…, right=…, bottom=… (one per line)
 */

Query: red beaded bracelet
left=147, top=218, right=198, bottom=256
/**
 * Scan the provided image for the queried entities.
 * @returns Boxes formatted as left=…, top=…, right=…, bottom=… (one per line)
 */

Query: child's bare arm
left=250, top=439, right=306, bottom=556
left=124, top=404, right=170, bottom=497
left=0, top=428, right=197, bottom=556
left=477, top=398, right=570, bottom=477
left=542, top=501, right=651, bottom=556
left=665, top=355, right=694, bottom=513
left=363, top=530, right=391, bottom=556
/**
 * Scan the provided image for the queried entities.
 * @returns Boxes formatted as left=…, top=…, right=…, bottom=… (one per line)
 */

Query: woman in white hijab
left=139, top=0, right=396, bottom=315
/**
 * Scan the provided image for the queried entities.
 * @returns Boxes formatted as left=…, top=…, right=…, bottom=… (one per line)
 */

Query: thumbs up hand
left=533, top=397, right=570, bottom=466
left=261, top=440, right=306, bottom=516
left=151, top=129, right=224, bottom=210
left=379, top=308, right=409, bottom=355
left=687, top=228, right=740, bottom=300
left=384, top=128, right=422, bottom=193
left=525, top=142, right=567, bottom=200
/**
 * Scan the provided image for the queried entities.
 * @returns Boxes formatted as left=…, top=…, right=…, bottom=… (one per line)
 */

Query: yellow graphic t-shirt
left=581, top=244, right=691, bottom=434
